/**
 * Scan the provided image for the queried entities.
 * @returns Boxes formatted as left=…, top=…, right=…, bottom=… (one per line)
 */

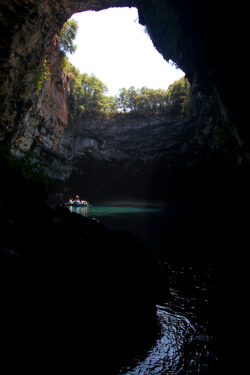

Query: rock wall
left=11, top=36, right=70, bottom=154
left=0, top=0, right=133, bottom=144
left=0, top=0, right=250, bottom=199
left=46, top=107, right=238, bottom=203
left=1, top=0, right=249, bottom=153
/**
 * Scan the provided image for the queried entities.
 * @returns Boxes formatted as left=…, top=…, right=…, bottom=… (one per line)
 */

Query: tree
left=128, top=86, right=138, bottom=112
left=62, top=57, right=190, bottom=121
left=166, top=77, right=191, bottom=117
left=63, top=61, right=116, bottom=120
left=59, top=19, right=78, bottom=55
left=104, top=96, right=118, bottom=113
left=80, top=73, right=109, bottom=115
left=116, top=86, right=170, bottom=115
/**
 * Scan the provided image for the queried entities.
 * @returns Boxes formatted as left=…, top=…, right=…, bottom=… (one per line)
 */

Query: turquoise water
left=68, top=205, right=171, bottom=251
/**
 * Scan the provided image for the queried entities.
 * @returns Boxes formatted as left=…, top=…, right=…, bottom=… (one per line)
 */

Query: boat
left=65, top=200, right=88, bottom=207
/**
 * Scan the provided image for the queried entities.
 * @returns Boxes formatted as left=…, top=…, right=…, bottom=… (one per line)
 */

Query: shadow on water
left=69, top=204, right=218, bottom=374
left=68, top=204, right=186, bottom=251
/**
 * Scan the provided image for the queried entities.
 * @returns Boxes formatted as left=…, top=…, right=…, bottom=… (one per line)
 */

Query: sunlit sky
left=68, top=7, right=184, bottom=96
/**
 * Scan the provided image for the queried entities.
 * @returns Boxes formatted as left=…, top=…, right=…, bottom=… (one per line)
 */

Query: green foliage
left=59, top=20, right=78, bottom=55
left=59, top=55, right=69, bottom=70
left=62, top=57, right=190, bottom=121
left=167, top=76, right=191, bottom=117
left=58, top=21, right=189, bottom=120
left=116, top=77, right=190, bottom=116
left=0, top=144, right=53, bottom=183
left=63, top=60, right=118, bottom=121
left=32, top=60, right=51, bottom=93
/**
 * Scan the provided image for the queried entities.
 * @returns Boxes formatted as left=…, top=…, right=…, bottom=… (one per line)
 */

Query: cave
left=0, top=1, right=250, bottom=374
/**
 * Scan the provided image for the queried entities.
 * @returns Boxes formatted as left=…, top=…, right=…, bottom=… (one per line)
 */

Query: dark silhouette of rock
left=0, top=170, right=166, bottom=373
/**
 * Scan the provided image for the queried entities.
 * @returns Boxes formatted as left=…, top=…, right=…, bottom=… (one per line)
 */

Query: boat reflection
left=68, top=205, right=88, bottom=216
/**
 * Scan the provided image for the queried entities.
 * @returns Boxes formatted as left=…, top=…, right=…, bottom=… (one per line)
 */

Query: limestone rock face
left=0, top=0, right=249, bottom=199
left=12, top=37, right=70, bottom=154
left=69, top=115, right=216, bottom=167
left=0, top=0, right=249, bottom=150
left=47, top=109, right=235, bottom=202
left=0, top=0, right=133, bottom=143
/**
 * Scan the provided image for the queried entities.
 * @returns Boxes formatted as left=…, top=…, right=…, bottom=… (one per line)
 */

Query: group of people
left=68, top=195, right=88, bottom=205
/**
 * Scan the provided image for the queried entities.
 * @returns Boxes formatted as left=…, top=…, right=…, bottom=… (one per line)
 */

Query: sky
left=68, top=7, right=184, bottom=96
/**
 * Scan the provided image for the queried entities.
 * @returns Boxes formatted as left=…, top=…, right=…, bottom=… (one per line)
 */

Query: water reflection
left=68, top=205, right=215, bottom=373
left=118, top=303, right=211, bottom=375
left=69, top=205, right=88, bottom=216
left=68, top=205, right=168, bottom=248
left=68, top=205, right=163, bottom=217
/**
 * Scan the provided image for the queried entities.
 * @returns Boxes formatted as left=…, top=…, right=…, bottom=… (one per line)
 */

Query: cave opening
left=52, top=6, right=190, bottom=208
left=66, top=7, right=185, bottom=97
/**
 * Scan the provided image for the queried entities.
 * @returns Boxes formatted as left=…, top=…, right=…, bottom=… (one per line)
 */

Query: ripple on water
left=69, top=205, right=215, bottom=373
left=119, top=303, right=212, bottom=375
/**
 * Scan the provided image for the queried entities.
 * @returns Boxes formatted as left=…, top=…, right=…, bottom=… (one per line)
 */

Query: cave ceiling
left=1, top=0, right=246, bottom=91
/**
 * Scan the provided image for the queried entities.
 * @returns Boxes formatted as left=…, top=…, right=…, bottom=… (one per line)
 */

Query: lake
left=68, top=204, right=187, bottom=252
left=68, top=204, right=217, bottom=374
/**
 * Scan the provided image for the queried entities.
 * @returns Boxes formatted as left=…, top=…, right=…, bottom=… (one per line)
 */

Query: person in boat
left=69, top=198, right=73, bottom=203
left=74, top=195, right=80, bottom=204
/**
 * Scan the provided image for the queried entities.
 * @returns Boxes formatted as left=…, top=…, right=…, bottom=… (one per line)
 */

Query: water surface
left=69, top=204, right=217, bottom=374
left=69, top=205, right=176, bottom=251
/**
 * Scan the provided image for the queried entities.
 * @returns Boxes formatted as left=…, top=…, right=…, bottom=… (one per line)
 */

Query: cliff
left=11, top=36, right=69, bottom=154
left=51, top=111, right=234, bottom=203
left=0, top=0, right=249, bottom=170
